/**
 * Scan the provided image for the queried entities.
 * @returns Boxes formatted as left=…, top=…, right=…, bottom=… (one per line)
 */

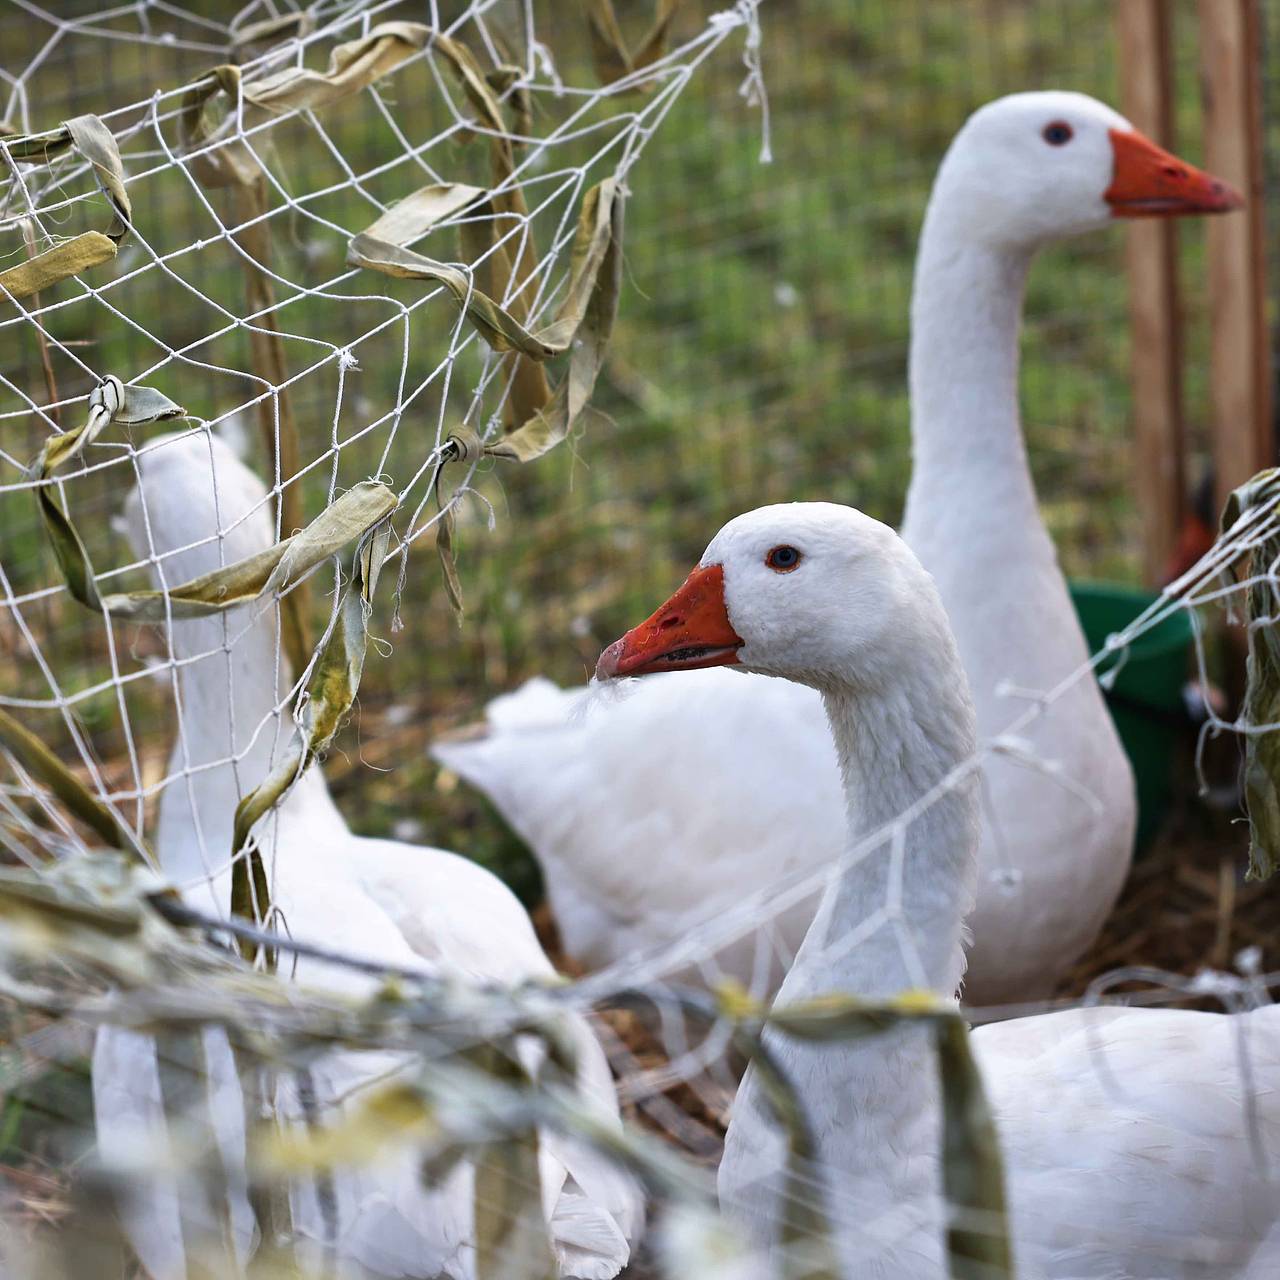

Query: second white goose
left=435, top=92, right=1242, bottom=1003
left=598, top=501, right=1280, bottom=1279
left=92, top=429, right=642, bottom=1279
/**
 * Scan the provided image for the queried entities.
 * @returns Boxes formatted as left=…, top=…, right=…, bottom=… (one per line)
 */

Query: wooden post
left=1118, top=0, right=1186, bottom=585
left=1199, top=0, right=1272, bottom=517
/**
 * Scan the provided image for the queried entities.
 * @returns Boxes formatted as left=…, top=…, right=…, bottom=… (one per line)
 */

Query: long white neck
left=157, top=605, right=297, bottom=899
left=902, top=215, right=1039, bottom=541
left=792, top=678, right=978, bottom=1003
left=130, top=437, right=344, bottom=914
left=721, top=625, right=979, bottom=1272
left=899, top=193, right=1088, bottom=738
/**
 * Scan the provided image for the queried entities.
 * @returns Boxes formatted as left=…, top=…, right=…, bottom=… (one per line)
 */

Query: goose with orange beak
left=436, top=91, right=1244, bottom=1010
left=600, top=502, right=1280, bottom=1280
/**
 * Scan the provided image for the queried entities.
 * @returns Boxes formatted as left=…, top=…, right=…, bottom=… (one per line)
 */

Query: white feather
left=432, top=92, right=1161, bottom=1005
left=92, top=429, right=642, bottom=1278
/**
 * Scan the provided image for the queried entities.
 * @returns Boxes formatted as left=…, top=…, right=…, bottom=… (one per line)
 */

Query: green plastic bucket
left=1069, top=582, right=1194, bottom=851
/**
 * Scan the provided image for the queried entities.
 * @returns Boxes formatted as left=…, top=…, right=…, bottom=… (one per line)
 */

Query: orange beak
left=595, top=564, right=743, bottom=680
left=1105, top=128, right=1243, bottom=217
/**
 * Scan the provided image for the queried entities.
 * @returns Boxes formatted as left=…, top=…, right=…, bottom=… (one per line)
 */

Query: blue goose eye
left=1042, top=121, right=1073, bottom=146
left=765, top=545, right=801, bottom=573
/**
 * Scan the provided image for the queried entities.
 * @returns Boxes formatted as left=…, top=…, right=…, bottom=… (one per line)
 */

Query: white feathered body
left=93, top=431, right=640, bottom=1279
left=436, top=671, right=842, bottom=986
left=435, top=94, right=1143, bottom=1005
left=721, top=1002, right=1280, bottom=1280
left=697, top=503, right=1279, bottom=1280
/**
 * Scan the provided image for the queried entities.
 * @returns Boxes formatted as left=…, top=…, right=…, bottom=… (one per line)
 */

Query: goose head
left=596, top=503, right=954, bottom=695
left=930, top=90, right=1242, bottom=251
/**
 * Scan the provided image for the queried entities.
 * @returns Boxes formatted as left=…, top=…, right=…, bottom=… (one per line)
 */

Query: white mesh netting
left=1, top=4, right=1279, bottom=1279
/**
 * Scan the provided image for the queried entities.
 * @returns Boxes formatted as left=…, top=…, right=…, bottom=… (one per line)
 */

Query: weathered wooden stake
left=1199, top=0, right=1272, bottom=516
left=1118, top=0, right=1186, bottom=586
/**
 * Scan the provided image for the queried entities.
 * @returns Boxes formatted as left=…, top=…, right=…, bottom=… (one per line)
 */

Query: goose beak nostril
left=1106, top=127, right=1244, bottom=217
left=596, top=564, right=744, bottom=680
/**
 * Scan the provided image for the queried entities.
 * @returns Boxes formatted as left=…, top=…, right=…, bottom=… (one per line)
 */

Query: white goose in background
left=92, top=430, right=642, bottom=1279
left=597, top=502, right=1280, bottom=1279
left=434, top=92, right=1242, bottom=1004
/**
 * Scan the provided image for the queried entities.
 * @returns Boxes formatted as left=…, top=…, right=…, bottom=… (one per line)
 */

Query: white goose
left=434, top=92, right=1242, bottom=1004
left=597, top=502, right=1280, bottom=1279
left=92, top=429, right=642, bottom=1279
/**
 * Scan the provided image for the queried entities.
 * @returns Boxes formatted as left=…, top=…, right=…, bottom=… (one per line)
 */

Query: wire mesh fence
left=2, top=2, right=1280, bottom=1278
left=2, top=0, right=1237, bottom=889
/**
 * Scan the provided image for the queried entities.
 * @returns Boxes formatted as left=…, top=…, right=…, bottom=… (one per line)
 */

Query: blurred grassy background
left=8, top=1, right=1280, bottom=1241
left=0, top=0, right=1256, bottom=903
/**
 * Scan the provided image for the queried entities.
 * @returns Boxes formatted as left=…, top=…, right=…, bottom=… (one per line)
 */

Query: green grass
left=0, top=1, right=1228, bottom=895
